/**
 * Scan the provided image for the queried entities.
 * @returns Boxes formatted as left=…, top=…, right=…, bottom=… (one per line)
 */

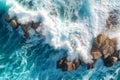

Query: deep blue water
left=0, top=0, right=120, bottom=80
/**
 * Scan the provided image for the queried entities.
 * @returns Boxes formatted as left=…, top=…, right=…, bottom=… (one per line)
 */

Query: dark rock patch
left=5, top=15, right=41, bottom=38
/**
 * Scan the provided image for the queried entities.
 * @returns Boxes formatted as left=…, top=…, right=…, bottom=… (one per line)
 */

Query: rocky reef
left=57, top=10, right=120, bottom=71
left=57, top=34, right=120, bottom=71
left=5, top=14, right=120, bottom=72
left=5, top=15, right=40, bottom=38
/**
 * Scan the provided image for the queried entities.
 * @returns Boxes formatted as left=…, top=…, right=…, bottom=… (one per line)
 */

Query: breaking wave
left=0, top=0, right=120, bottom=80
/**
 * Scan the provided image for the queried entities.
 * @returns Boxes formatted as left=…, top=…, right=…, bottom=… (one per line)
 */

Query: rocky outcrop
left=57, top=34, right=119, bottom=71
left=91, top=34, right=119, bottom=67
left=5, top=15, right=40, bottom=38
left=103, top=50, right=120, bottom=67
left=91, top=34, right=116, bottom=60
left=10, top=17, right=19, bottom=29
left=57, top=57, right=82, bottom=71
left=5, top=15, right=19, bottom=29
left=57, top=57, right=94, bottom=71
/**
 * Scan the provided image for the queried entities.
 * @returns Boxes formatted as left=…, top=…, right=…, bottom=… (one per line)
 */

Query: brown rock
left=112, top=56, right=118, bottom=63
left=57, top=57, right=95, bottom=71
left=10, top=17, right=19, bottom=29
left=21, top=23, right=31, bottom=38
left=91, top=34, right=116, bottom=60
left=91, top=49, right=102, bottom=60
left=5, top=15, right=41, bottom=38
left=57, top=34, right=118, bottom=71
left=57, top=57, right=81, bottom=71
left=21, top=21, right=40, bottom=38
left=91, top=34, right=118, bottom=67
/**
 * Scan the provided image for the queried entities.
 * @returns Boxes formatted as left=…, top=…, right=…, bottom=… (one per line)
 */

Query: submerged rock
left=10, top=17, right=19, bottom=29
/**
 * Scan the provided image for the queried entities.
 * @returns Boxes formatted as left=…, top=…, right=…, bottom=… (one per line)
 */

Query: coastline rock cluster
left=57, top=34, right=120, bottom=71
left=5, top=15, right=40, bottom=38
left=91, top=34, right=118, bottom=67
left=5, top=14, right=120, bottom=71
left=57, top=57, right=82, bottom=71
left=57, top=10, right=120, bottom=71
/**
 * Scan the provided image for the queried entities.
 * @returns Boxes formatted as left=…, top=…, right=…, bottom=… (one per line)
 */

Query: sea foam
left=6, top=0, right=120, bottom=63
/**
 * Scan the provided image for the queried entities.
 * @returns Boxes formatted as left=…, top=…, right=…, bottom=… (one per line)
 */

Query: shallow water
left=0, top=0, right=120, bottom=80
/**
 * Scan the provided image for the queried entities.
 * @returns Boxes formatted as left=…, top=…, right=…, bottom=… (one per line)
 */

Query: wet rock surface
left=5, top=15, right=40, bottom=38
left=57, top=57, right=94, bottom=71
left=57, top=57, right=78, bottom=71
left=91, top=34, right=116, bottom=60
left=104, top=50, right=120, bottom=67
left=57, top=34, right=120, bottom=71
left=5, top=15, right=120, bottom=71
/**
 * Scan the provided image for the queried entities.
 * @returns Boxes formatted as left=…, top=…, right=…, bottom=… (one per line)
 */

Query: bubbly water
left=0, top=0, right=120, bottom=80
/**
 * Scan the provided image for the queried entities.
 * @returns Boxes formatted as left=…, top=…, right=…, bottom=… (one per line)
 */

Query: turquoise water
left=0, top=0, right=120, bottom=80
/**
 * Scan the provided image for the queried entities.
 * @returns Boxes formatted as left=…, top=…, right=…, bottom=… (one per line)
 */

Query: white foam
left=6, top=0, right=120, bottom=63
left=7, top=0, right=42, bottom=24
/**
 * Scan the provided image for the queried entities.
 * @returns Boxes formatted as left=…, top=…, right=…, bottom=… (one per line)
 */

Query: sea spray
left=0, top=0, right=120, bottom=80
left=7, top=0, right=94, bottom=63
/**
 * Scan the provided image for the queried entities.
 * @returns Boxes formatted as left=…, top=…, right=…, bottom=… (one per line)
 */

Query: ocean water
left=0, top=0, right=120, bottom=80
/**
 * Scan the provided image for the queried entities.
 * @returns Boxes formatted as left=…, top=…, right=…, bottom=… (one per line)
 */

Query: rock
left=57, top=34, right=118, bottom=71
left=5, top=15, right=41, bottom=38
left=5, top=16, right=19, bottom=29
left=57, top=57, right=95, bottom=71
left=91, top=34, right=118, bottom=67
left=87, top=63, right=94, bottom=69
left=103, top=55, right=118, bottom=67
left=57, top=57, right=81, bottom=71
left=31, top=21, right=40, bottom=30
left=112, top=56, right=118, bottom=63
left=91, top=34, right=116, bottom=61
left=21, top=21, right=40, bottom=38
left=103, top=50, right=120, bottom=67
left=21, top=23, right=31, bottom=38
left=57, top=34, right=117, bottom=71
left=10, top=17, right=19, bottom=29
left=91, top=49, right=102, bottom=60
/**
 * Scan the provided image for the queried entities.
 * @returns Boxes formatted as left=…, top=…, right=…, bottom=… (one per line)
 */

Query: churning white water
left=6, top=0, right=120, bottom=64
